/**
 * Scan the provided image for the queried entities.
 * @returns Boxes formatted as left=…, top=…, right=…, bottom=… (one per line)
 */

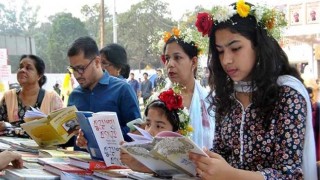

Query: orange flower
left=266, top=17, right=275, bottom=30
left=163, top=31, right=172, bottom=42
left=172, top=27, right=180, bottom=37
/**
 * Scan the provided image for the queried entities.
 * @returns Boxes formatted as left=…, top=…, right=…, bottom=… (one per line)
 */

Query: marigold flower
left=266, top=17, right=275, bottom=30
left=236, top=0, right=250, bottom=17
left=172, top=27, right=180, bottom=37
left=163, top=32, right=172, bottom=43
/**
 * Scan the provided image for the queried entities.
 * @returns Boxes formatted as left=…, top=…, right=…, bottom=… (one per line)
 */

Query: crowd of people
left=0, top=0, right=318, bottom=179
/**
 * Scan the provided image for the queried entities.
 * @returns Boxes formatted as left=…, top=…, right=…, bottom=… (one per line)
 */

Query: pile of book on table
left=3, top=149, right=132, bottom=180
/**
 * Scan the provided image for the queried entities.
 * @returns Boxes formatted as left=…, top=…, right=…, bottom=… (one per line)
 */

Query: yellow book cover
left=20, top=106, right=78, bottom=147
left=39, top=149, right=90, bottom=158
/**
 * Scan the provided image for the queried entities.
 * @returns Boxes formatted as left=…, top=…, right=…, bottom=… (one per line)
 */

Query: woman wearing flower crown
left=120, top=88, right=192, bottom=173
left=160, top=27, right=215, bottom=149
left=190, top=0, right=317, bottom=180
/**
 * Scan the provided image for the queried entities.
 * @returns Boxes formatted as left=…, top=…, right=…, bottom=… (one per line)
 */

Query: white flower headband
left=195, top=0, right=287, bottom=40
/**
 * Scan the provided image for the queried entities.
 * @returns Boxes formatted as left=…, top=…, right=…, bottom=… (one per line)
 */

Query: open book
left=76, top=111, right=125, bottom=167
left=24, top=107, right=47, bottom=122
left=121, top=126, right=208, bottom=177
left=20, top=106, right=78, bottom=147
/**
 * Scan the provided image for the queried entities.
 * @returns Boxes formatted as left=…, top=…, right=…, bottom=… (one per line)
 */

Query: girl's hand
left=189, top=148, right=235, bottom=180
left=120, top=143, right=152, bottom=173
left=76, top=129, right=87, bottom=148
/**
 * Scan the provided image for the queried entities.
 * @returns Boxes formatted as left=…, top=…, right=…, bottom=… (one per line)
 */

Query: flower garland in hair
left=195, top=0, right=287, bottom=39
left=161, top=27, right=202, bottom=64
left=158, top=83, right=193, bottom=136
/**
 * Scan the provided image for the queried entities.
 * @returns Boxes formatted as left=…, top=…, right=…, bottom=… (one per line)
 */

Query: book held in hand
left=24, top=107, right=47, bottom=122
left=76, top=111, right=124, bottom=166
left=20, top=106, right=79, bottom=147
left=122, top=125, right=208, bottom=177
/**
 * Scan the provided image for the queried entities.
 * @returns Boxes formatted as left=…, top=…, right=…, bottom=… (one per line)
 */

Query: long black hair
left=207, top=2, right=303, bottom=125
left=144, top=99, right=180, bottom=132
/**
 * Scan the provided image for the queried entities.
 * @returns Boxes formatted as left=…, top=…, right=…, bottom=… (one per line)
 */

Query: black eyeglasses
left=68, top=56, right=96, bottom=75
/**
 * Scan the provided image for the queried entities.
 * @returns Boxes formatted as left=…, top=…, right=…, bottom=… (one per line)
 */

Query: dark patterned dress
left=0, top=89, right=34, bottom=123
left=212, top=85, right=306, bottom=179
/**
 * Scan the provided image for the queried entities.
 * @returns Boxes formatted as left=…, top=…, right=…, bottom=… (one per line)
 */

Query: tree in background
left=46, top=13, right=88, bottom=73
left=0, top=0, right=211, bottom=73
left=116, top=0, right=175, bottom=70
left=81, top=3, right=113, bottom=46
left=0, top=0, right=38, bottom=36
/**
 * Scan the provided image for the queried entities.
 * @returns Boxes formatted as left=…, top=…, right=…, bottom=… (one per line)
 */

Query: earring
left=256, top=57, right=261, bottom=67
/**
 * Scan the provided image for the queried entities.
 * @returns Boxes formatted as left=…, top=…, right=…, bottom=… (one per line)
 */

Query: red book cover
left=44, top=163, right=92, bottom=176
left=69, top=157, right=127, bottom=171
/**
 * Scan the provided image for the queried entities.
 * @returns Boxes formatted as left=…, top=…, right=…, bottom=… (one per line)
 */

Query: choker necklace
left=233, top=81, right=256, bottom=93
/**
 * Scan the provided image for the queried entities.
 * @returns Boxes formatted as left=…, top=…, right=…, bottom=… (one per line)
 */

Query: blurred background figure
left=61, top=70, right=74, bottom=107
left=153, top=68, right=165, bottom=91
left=128, top=72, right=139, bottom=97
left=53, top=83, right=61, bottom=95
left=140, top=72, right=152, bottom=107
left=307, top=87, right=320, bottom=161
left=100, top=43, right=130, bottom=79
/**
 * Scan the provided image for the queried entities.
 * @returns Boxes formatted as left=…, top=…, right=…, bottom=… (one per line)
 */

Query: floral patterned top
left=0, top=89, right=63, bottom=123
left=212, top=85, right=306, bottom=179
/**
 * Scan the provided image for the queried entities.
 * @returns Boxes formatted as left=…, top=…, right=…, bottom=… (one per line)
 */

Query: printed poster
left=306, top=1, right=320, bottom=24
left=289, top=3, right=304, bottom=25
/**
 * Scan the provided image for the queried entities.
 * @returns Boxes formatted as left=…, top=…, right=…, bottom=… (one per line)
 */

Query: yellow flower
left=186, top=125, right=193, bottom=132
left=172, top=27, right=180, bottom=37
left=163, top=31, right=172, bottom=42
left=236, top=0, right=250, bottom=17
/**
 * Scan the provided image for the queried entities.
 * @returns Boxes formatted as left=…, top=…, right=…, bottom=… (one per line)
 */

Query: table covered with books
left=0, top=136, right=174, bottom=180
left=0, top=107, right=203, bottom=179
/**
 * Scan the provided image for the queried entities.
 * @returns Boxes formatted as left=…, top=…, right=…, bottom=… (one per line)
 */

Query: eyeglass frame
left=68, top=56, right=96, bottom=75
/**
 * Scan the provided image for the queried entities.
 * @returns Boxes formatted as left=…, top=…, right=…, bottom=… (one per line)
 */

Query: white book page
left=24, top=107, right=47, bottom=118
left=88, top=112, right=124, bottom=166
left=151, top=137, right=208, bottom=176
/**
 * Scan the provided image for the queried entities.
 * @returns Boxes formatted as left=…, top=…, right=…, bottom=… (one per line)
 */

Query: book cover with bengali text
left=21, top=106, right=79, bottom=147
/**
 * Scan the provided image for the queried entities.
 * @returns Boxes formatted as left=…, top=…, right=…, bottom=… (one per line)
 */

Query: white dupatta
left=277, top=75, right=317, bottom=180
left=189, top=80, right=215, bottom=148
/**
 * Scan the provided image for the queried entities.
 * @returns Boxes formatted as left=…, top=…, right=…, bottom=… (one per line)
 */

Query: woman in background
left=0, top=54, right=63, bottom=130
left=100, top=43, right=130, bottom=79
left=160, top=27, right=215, bottom=148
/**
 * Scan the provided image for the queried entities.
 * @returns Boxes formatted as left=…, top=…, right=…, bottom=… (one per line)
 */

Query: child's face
left=145, top=108, right=173, bottom=136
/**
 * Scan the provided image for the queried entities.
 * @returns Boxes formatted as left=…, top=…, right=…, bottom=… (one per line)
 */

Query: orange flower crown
left=162, top=27, right=202, bottom=58
left=195, top=0, right=287, bottom=40
left=157, top=85, right=192, bottom=136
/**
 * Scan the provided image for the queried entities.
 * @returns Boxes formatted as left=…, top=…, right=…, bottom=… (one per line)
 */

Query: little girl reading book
left=120, top=87, right=193, bottom=173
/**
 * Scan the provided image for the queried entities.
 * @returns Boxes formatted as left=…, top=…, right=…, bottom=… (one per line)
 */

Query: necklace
left=233, top=81, right=257, bottom=93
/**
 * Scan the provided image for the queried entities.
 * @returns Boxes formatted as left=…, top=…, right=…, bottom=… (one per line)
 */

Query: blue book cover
left=76, top=111, right=103, bottom=161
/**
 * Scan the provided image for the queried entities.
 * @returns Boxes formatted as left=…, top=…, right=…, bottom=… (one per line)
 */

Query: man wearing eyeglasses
left=66, top=36, right=141, bottom=144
